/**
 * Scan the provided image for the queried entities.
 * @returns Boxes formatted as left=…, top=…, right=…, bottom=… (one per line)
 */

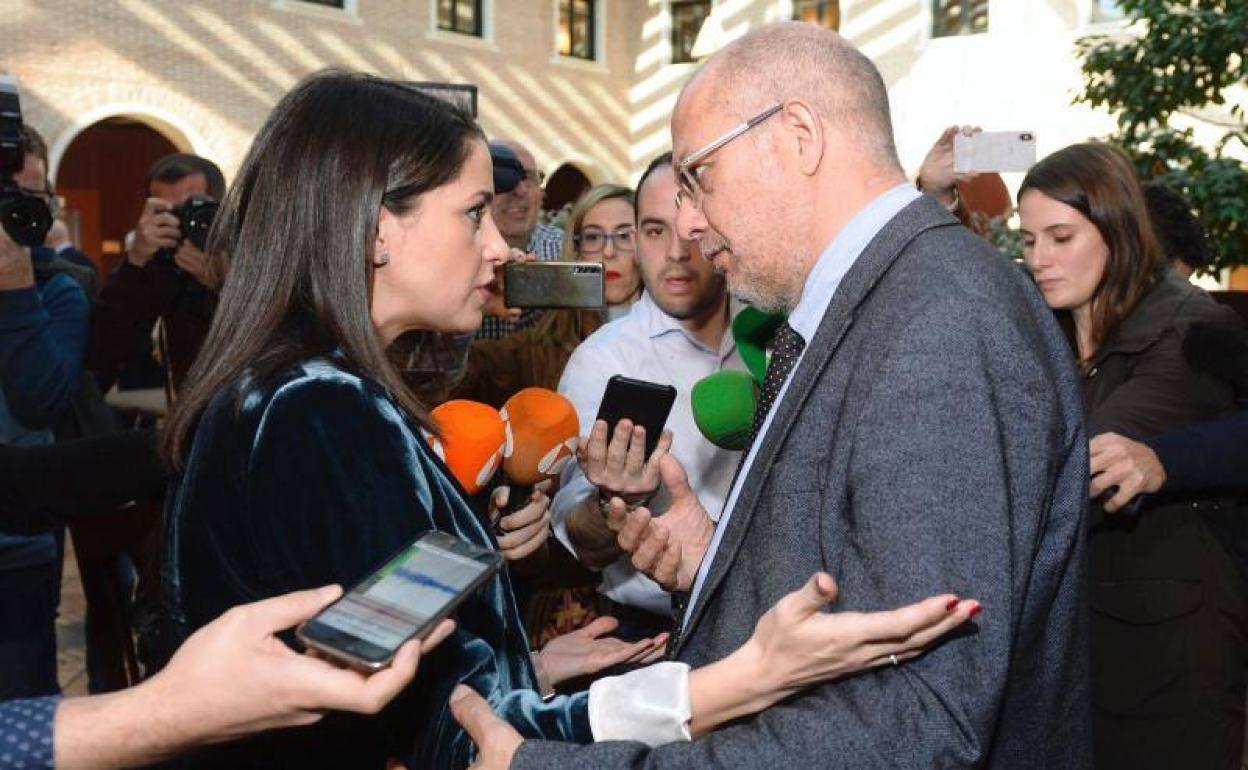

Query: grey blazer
left=515, top=196, right=1093, bottom=769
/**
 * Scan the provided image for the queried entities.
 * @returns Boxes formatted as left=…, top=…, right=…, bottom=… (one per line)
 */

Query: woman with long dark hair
left=155, top=71, right=978, bottom=769
left=1019, top=142, right=1247, bottom=770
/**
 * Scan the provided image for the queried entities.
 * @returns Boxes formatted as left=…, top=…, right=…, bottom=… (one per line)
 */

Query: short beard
left=727, top=261, right=801, bottom=313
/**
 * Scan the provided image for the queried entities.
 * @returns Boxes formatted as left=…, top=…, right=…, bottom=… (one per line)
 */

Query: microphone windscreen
left=691, top=370, right=757, bottom=451
left=732, top=307, right=787, bottom=384
left=426, top=400, right=506, bottom=495
left=500, top=388, right=580, bottom=486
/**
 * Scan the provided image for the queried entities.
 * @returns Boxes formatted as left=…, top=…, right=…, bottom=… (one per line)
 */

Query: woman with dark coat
left=1019, top=141, right=1247, bottom=770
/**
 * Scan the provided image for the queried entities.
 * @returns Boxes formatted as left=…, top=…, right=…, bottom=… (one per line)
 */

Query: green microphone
left=732, top=307, right=786, bottom=384
left=691, top=370, right=759, bottom=451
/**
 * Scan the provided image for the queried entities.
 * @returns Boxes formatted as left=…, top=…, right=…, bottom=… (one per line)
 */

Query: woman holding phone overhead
left=155, top=71, right=978, bottom=769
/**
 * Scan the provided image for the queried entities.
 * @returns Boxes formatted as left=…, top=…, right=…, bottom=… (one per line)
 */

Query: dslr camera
left=0, top=76, right=52, bottom=248
left=154, top=195, right=219, bottom=266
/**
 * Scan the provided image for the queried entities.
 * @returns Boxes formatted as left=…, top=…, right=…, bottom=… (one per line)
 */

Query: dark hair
left=19, top=125, right=48, bottom=168
left=160, top=71, right=485, bottom=469
left=1143, top=182, right=1211, bottom=272
left=1018, top=142, right=1165, bottom=361
left=145, top=153, right=227, bottom=201
left=634, top=151, right=673, bottom=214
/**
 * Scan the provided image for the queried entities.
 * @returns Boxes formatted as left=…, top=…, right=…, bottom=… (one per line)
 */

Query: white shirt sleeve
left=587, top=661, right=693, bottom=746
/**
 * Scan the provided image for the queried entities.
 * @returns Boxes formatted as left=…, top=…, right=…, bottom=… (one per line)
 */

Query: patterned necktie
left=747, top=321, right=806, bottom=447
left=667, top=321, right=806, bottom=656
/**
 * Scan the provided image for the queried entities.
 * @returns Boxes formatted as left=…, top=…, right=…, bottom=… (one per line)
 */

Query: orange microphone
left=425, top=400, right=506, bottom=495
left=500, top=388, right=580, bottom=488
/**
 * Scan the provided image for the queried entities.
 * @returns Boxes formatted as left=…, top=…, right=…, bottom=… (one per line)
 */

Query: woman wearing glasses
left=453, top=184, right=642, bottom=408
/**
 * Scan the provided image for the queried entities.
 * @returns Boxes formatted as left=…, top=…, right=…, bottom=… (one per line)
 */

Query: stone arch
left=48, top=102, right=216, bottom=182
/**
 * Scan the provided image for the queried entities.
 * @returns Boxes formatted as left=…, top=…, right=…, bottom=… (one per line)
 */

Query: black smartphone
left=595, top=375, right=678, bottom=459
left=503, top=261, right=605, bottom=309
left=296, top=531, right=501, bottom=671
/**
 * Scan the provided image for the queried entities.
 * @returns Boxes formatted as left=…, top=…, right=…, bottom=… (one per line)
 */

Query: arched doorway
left=543, top=162, right=593, bottom=214
left=54, top=118, right=182, bottom=273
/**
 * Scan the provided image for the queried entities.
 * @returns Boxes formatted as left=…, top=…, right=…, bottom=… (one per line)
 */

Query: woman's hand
left=490, top=481, right=552, bottom=562
left=689, top=573, right=980, bottom=736
left=536, top=616, right=668, bottom=689
left=748, top=572, right=978, bottom=691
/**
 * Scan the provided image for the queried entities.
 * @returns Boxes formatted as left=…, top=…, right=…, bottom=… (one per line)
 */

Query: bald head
left=688, top=22, right=900, bottom=171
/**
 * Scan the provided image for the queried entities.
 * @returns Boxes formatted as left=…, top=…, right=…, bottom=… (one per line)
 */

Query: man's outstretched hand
left=608, top=454, right=714, bottom=592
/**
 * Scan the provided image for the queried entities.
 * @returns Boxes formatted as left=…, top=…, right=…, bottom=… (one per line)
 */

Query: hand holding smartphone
left=297, top=531, right=501, bottom=671
left=594, top=375, right=677, bottom=459
left=953, top=131, right=1037, bottom=174
left=503, top=261, right=605, bottom=309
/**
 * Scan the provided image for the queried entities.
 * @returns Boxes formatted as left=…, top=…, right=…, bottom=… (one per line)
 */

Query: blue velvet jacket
left=159, top=357, right=589, bottom=768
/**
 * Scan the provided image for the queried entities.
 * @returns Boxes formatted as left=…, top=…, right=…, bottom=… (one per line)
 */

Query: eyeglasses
left=675, top=103, right=784, bottom=209
left=519, top=169, right=546, bottom=187
left=575, top=227, right=636, bottom=254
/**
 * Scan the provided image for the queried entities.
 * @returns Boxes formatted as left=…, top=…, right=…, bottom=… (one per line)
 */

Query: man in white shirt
left=551, top=152, right=742, bottom=638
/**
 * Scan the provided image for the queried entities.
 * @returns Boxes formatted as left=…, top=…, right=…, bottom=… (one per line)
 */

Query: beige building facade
left=4, top=0, right=1241, bottom=270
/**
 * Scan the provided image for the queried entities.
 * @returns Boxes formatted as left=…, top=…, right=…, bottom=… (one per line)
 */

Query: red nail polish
left=945, top=598, right=959, bottom=612
left=969, top=603, right=983, bottom=619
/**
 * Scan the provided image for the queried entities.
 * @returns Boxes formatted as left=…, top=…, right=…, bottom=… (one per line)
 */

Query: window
left=438, top=0, right=483, bottom=36
left=557, top=0, right=596, bottom=60
left=932, top=0, right=988, bottom=37
left=671, top=0, right=711, bottom=64
left=1090, top=0, right=1126, bottom=23
left=792, top=0, right=839, bottom=31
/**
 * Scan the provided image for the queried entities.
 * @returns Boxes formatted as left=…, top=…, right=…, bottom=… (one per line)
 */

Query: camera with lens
left=0, top=75, right=52, bottom=248
left=153, top=195, right=219, bottom=266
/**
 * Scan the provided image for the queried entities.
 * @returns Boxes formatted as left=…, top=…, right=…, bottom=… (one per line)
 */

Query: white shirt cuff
left=587, top=661, right=692, bottom=747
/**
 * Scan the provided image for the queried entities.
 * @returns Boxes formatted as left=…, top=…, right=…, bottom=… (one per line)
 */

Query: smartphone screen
left=297, top=531, right=500, bottom=669
left=595, top=375, right=677, bottom=459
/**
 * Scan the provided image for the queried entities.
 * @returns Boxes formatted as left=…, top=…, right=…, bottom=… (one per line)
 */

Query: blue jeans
left=0, top=561, right=61, bottom=699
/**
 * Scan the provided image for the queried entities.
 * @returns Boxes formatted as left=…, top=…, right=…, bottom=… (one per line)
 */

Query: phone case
left=594, top=375, right=678, bottom=459
left=503, top=261, right=605, bottom=309
left=953, top=131, right=1037, bottom=174
left=295, top=531, right=502, bottom=671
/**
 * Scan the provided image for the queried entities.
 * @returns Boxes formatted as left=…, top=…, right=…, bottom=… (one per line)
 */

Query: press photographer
left=0, top=77, right=89, bottom=700
left=88, top=153, right=226, bottom=392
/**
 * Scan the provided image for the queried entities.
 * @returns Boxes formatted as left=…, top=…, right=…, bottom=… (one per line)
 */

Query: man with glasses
left=456, top=22, right=1092, bottom=769
left=479, top=140, right=565, bottom=340
left=551, top=152, right=743, bottom=642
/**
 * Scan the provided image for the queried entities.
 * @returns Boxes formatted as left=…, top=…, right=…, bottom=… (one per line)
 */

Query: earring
left=374, top=251, right=390, bottom=266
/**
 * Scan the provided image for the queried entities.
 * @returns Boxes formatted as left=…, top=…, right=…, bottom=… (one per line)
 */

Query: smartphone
left=503, top=261, right=605, bottom=309
left=953, top=131, right=1037, bottom=174
left=595, top=375, right=677, bottom=459
left=296, top=531, right=501, bottom=671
